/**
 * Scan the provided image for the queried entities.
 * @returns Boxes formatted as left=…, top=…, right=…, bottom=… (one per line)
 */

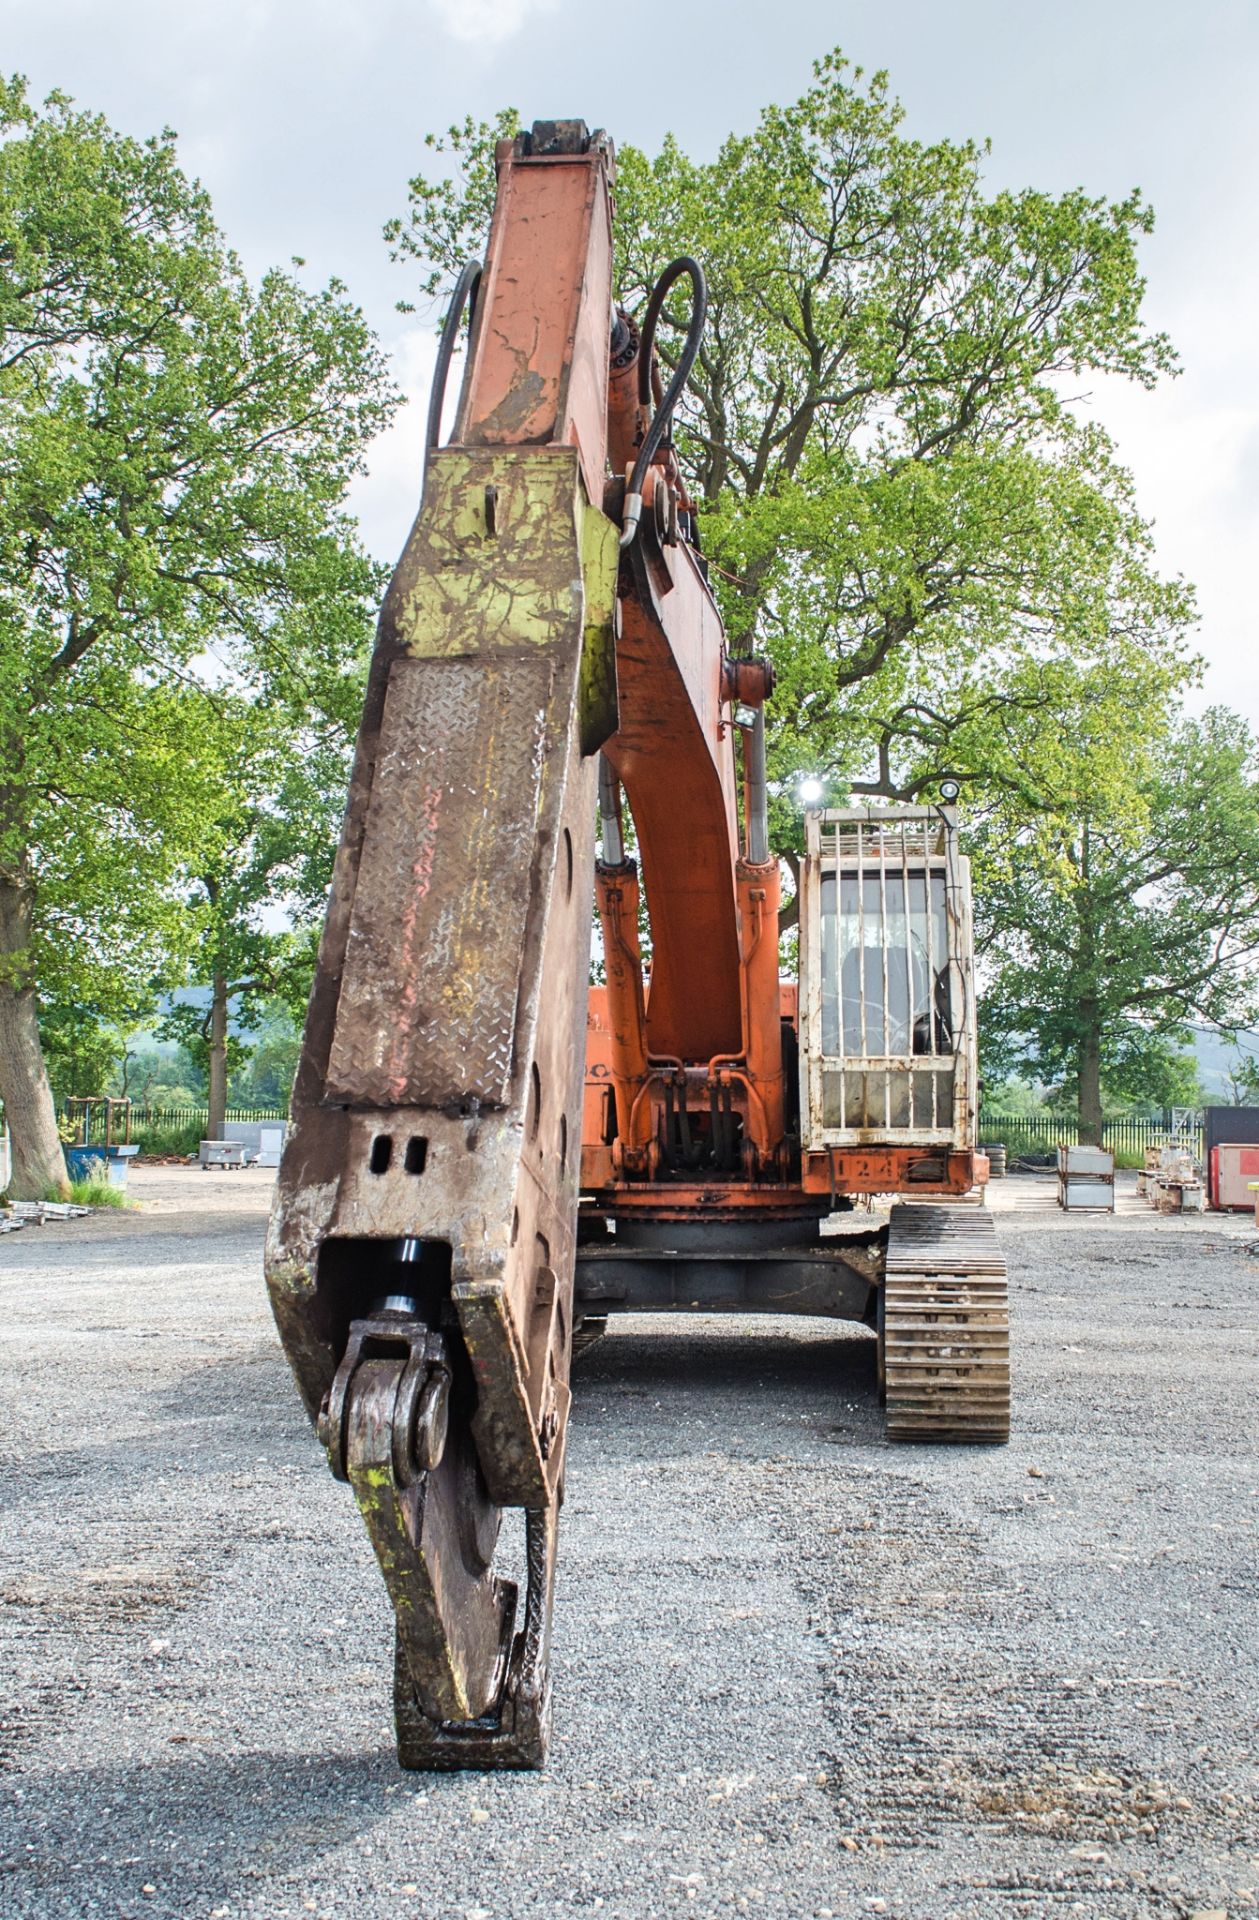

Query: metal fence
left=122, top=1104, right=285, bottom=1129
left=106, top=1105, right=1208, bottom=1160
left=3, top=1097, right=1208, bottom=1165
left=54, top=1102, right=286, bottom=1135
left=57, top=1102, right=286, bottom=1155
left=979, top=1112, right=1204, bottom=1161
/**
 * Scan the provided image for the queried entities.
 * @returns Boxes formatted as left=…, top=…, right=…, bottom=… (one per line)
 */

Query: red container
left=1209, top=1141, right=1259, bottom=1209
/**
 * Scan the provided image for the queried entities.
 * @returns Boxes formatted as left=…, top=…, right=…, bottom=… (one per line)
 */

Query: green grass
left=48, top=1176, right=133, bottom=1208
left=129, top=1119, right=202, bottom=1157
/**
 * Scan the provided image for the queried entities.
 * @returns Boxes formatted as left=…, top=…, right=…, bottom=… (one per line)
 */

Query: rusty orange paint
left=593, top=865, right=652, bottom=1152
left=456, top=145, right=613, bottom=508
left=583, top=1179, right=826, bottom=1223
left=602, top=556, right=744, bottom=1065
left=736, top=858, right=785, bottom=1159
left=801, top=1149, right=981, bottom=1198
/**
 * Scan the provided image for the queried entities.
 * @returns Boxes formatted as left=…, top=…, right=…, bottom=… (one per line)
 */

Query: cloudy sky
left=9, top=0, right=1258, bottom=723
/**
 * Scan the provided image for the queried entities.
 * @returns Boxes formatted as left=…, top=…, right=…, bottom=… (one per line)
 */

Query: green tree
left=227, top=999, right=302, bottom=1110
left=0, top=79, right=395, bottom=1196
left=979, top=1075, right=1054, bottom=1118
left=112, top=1037, right=205, bottom=1106
left=974, top=710, right=1259, bottom=1142
left=159, top=675, right=361, bottom=1138
left=40, top=1000, right=139, bottom=1106
left=391, top=56, right=1194, bottom=839
left=1226, top=1053, right=1259, bottom=1106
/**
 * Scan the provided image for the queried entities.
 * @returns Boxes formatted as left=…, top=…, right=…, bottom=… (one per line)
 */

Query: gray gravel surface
left=1, top=1168, right=1256, bottom=1920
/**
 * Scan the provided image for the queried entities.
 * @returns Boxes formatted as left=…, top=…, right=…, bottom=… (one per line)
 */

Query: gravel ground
left=1, top=1167, right=1256, bottom=1920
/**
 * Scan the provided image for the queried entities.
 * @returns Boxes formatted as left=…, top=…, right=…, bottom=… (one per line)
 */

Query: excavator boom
left=265, top=118, right=1009, bottom=1772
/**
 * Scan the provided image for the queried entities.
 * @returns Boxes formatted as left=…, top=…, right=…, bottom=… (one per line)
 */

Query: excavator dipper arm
left=265, top=116, right=762, bottom=1769
left=266, top=121, right=624, bottom=1767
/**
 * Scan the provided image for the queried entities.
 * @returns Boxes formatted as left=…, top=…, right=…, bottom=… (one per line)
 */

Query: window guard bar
left=800, top=805, right=975, bottom=1149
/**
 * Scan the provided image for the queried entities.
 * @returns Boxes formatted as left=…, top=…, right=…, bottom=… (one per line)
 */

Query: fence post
left=981, top=1112, right=1205, bottom=1166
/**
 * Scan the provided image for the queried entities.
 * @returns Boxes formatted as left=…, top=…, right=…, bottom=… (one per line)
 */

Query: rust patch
left=477, top=365, right=549, bottom=440
left=325, top=653, right=555, bottom=1111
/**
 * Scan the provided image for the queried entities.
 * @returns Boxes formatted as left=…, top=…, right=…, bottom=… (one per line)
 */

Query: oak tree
left=973, top=710, right=1259, bottom=1142
left=391, top=55, right=1195, bottom=833
left=159, top=672, right=363, bottom=1141
left=0, top=78, right=395, bottom=1196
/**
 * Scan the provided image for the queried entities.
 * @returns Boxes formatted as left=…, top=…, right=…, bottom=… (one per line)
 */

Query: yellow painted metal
left=579, top=499, right=620, bottom=753
left=390, top=446, right=611, bottom=663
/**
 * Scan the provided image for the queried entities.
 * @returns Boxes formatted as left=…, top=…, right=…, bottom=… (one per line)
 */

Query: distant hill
left=1189, top=1024, right=1259, bottom=1103
left=127, top=988, right=258, bottom=1051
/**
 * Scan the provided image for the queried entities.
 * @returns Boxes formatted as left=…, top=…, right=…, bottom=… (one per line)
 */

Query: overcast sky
left=9, top=0, right=1258, bottom=725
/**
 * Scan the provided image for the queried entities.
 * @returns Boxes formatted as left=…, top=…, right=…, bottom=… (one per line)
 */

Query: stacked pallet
left=0, top=1200, right=93, bottom=1231
left=1139, top=1142, right=1205, bottom=1213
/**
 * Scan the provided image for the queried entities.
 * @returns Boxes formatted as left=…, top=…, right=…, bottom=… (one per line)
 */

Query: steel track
left=881, top=1203, right=1010, bottom=1443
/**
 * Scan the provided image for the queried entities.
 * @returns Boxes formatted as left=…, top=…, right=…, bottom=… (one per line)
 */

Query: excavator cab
left=798, top=805, right=976, bottom=1150
left=265, top=118, right=1009, bottom=1774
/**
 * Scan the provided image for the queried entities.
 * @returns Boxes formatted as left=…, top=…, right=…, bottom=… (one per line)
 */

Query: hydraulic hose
left=620, top=255, right=707, bottom=550
left=744, top=705, right=770, bottom=866
left=425, top=257, right=483, bottom=456
left=598, top=754, right=626, bottom=867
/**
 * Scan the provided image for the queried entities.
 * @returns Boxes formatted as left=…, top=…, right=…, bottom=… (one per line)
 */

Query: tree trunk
left=1075, top=824, right=1105, bottom=1148
left=1078, top=1007, right=1104, bottom=1147
left=0, top=878, right=70, bottom=1200
left=207, top=970, right=229, bottom=1141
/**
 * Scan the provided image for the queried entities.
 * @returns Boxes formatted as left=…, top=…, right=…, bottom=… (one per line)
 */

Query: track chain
left=882, top=1203, right=1010, bottom=1444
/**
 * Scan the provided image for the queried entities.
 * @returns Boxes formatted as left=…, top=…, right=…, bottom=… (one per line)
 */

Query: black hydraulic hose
left=425, top=257, right=482, bottom=455
left=620, top=255, right=707, bottom=550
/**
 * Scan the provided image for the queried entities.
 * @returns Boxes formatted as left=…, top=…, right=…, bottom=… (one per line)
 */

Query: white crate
left=1061, top=1176, right=1115, bottom=1212
left=223, top=1121, right=287, bottom=1167
left=199, top=1140, right=249, bottom=1169
left=1061, top=1143, right=1115, bottom=1176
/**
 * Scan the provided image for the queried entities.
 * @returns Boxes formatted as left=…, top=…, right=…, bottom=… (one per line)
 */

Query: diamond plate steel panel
left=325, top=654, right=555, bottom=1110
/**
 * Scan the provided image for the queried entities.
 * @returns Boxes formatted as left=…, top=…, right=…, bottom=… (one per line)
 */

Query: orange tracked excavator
left=265, top=120, right=1009, bottom=1771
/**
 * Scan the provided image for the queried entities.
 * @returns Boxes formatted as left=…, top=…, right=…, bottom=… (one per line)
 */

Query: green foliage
left=0, top=77, right=398, bottom=1117
left=157, top=668, right=360, bottom=1086
left=41, top=1003, right=134, bottom=1102
left=112, top=1037, right=206, bottom=1104
left=384, top=60, right=1247, bottom=1140
left=111, top=1004, right=297, bottom=1115
left=975, top=708, right=1259, bottom=1127
left=52, top=1173, right=131, bottom=1208
left=979, top=1075, right=1053, bottom=1117
left=227, top=1000, right=301, bottom=1108
left=158, top=997, right=252, bottom=1088
left=1106, top=1042, right=1204, bottom=1115
left=128, top=1114, right=204, bottom=1157
left=386, top=109, right=520, bottom=309
left=1225, top=1053, right=1259, bottom=1106
left=981, top=1043, right=1204, bottom=1121
left=391, top=55, right=1195, bottom=833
